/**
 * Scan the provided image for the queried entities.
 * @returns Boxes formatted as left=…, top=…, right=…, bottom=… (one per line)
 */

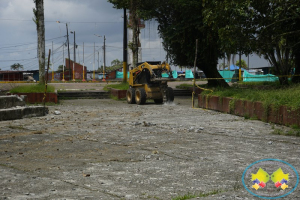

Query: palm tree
left=10, top=63, right=24, bottom=71
left=33, top=0, right=45, bottom=84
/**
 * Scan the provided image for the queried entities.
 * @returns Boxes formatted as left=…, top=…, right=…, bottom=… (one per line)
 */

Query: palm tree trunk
left=33, top=0, right=45, bottom=84
left=130, top=0, right=137, bottom=68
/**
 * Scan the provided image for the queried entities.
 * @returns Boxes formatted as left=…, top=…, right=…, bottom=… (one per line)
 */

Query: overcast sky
left=0, top=0, right=269, bottom=71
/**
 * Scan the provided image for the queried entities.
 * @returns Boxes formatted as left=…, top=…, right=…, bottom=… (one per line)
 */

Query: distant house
left=64, top=58, right=87, bottom=80
left=26, top=70, right=39, bottom=81
left=103, top=65, right=123, bottom=80
left=47, top=58, right=87, bottom=81
left=0, top=71, right=24, bottom=81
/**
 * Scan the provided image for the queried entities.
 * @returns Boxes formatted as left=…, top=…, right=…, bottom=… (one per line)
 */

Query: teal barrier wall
left=162, top=73, right=169, bottom=78
left=219, top=70, right=235, bottom=82
left=116, top=71, right=130, bottom=79
left=172, top=71, right=178, bottom=78
left=243, top=70, right=278, bottom=82
left=185, top=70, right=194, bottom=78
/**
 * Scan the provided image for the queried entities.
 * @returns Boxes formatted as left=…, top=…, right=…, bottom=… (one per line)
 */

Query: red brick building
left=48, top=59, right=87, bottom=81
left=65, top=58, right=87, bottom=80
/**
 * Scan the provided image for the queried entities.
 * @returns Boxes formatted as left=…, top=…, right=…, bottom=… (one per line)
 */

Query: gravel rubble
left=0, top=97, right=299, bottom=200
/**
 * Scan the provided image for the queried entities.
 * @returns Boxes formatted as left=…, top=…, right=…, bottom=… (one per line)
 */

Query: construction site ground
left=0, top=81, right=299, bottom=200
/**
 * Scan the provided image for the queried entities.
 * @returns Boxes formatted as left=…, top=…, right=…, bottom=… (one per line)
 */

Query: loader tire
left=135, top=88, right=146, bottom=105
left=154, top=98, right=163, bottom=104
left=166, top=87, right=174, bottom=102
left=126, top=88, right=136, bottom=104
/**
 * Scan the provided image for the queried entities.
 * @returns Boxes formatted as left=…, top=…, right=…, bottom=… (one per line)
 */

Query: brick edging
left=7, top=93, right=58, bottom=104
left=198, top=94, right=300, bottom=126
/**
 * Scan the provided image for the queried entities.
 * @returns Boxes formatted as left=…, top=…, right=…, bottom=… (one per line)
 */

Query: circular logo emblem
left=242, top=159, right=299, bottom=199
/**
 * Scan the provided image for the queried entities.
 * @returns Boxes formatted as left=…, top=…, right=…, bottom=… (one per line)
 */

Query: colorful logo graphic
left=242, top=159, right=299, bottom=199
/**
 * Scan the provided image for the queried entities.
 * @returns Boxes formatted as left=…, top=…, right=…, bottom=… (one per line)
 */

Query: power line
left=0, top=57, right=37, bottom=62
left=0, top=36, right=66, bottom=49
left=0, top=18, right=122, bottom=24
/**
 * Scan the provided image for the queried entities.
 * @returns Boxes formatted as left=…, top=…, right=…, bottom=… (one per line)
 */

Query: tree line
left=108, top=0, right=300, bottom=86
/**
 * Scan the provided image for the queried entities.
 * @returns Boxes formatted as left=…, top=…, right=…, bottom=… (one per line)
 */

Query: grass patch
left=271, top=125, right=300, bottom=137
left=172, top=190, right=221, bottom=200
left=8, top=125, right=26, bottom=130
left=202, top=83, right=300, bottom=110
left=103, top=82, right=129, bottom=91
left=176, top=83, right=193, bottom=89
left=10, top=84, right=55, bottom=93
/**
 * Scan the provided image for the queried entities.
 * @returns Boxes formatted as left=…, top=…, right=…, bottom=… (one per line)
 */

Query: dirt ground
left=0, top=82, right=299, bottom=200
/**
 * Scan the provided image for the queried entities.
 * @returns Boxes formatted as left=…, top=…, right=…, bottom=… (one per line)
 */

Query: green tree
left=109, top=0, right=143, bottom=68
left=235, top=59, right=248, bottom=69
left=10, top=63, right=24, bottom=71
left=33, top=0, right=45, bottom=84
left=251, top=1, right=297, bottom=85
left=111, top=59, right=122, bottom=66
left=108, top=0, right=229, bottom=87
left=203, top=0, right=300, bottom=85
left=56, top=65, right=64, bottom=72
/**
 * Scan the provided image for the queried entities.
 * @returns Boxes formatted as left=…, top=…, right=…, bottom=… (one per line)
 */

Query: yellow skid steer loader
left=127, top=61, right=175, bottom=105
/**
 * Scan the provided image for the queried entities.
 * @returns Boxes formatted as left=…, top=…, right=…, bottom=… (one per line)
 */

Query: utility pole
left=123, top=8, right=128, bottom=83
left=82, top=42, right=86, bottom=81
left=62, top=44, right=65, bottom=81
left=103, top=35, right=106, bottom=81
left=71, top=31, right=76, bottom=81
left=51, top=41, right=54, bottom=81
left=94, top=34, right=104, bottom=81
left=93, top=42, right=96, bottom=81
left=239, top=52, right=242, bottom=81
left=98, top=51, right=99, bottom=73
left=56, top=21, right=70, bottom=81
left=66, top=23, right=70, bottom=81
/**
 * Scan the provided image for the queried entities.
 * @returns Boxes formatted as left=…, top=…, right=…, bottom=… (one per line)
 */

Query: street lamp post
left=51, top=41, right=55, bottom=81
left=62, top=44, right=65, bottom=81
left=103, top=35, right=106, bottom=82
left=70, top=31, right=76, bottom=81
left=92, top=42, right=96, bottom=81
left=82, top=42, right=86, bottom=82
left=94, top=34, right=106, bottom=81
left=57, top=21, right=71, bottom=81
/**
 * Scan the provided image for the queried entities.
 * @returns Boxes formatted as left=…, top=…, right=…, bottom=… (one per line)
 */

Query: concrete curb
left=0, top=95, right=48, bottom=121
left=0, top=106, right=47, bottom=121
left=0, top=95, right=26, bottom=109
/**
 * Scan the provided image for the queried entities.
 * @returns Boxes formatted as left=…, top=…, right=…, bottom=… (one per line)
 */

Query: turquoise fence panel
left=116, top=71, right=123, bottom=79
left=162, top=73, right=169, bottom=78
left=243, top=70, right=278, bottom=82
left=219, top=70, right=235, bottom=82
left=185, top=70, right=194, bottom=78
left=116, top=71, right=130, bottom=79
left=172, top=71, right=178, bottom=78
left=162, top=71, right=178, bottom=78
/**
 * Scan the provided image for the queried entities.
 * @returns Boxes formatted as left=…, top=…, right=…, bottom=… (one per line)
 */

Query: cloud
left=0, top=0, right=268, bottom=71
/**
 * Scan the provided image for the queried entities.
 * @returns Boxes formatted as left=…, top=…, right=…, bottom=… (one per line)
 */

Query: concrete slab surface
left=0, top=97, right=299, bottom=200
